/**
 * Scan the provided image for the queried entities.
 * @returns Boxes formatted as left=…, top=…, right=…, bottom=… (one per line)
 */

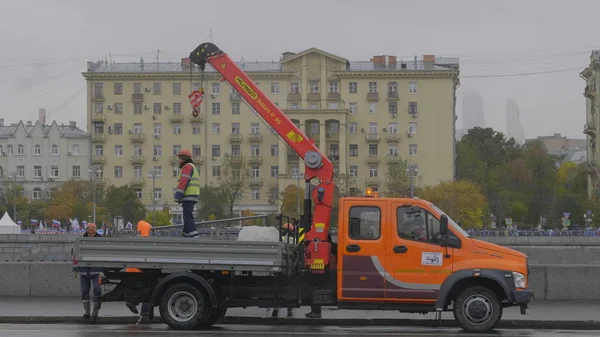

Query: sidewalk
left=0, top=297, right=599, bottom=330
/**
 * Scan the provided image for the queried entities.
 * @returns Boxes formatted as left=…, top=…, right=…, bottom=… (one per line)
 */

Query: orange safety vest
left=126, top=220, right=152, bottom=273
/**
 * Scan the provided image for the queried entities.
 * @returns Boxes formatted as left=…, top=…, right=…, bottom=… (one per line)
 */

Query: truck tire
left=453, top=285, right=502, bottom=333
left=159, top=283, right=209, bottom=330
left=202, top=308, right=227, bottom=327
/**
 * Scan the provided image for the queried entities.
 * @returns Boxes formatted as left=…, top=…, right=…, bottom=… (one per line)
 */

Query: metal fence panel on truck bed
left=73, top=236, right=294, bottom=272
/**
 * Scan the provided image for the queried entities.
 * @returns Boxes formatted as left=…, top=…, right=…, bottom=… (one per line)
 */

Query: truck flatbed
left=73, top=236, right=296, bottom=272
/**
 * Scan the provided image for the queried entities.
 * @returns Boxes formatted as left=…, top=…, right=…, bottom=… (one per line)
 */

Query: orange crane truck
left=71, top=42, right=533, bottom=333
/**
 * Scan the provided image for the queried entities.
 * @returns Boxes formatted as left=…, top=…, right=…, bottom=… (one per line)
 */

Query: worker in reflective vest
left=174, top=148, right=201, bottom=238
left=125, top=220, right=154, bottom=322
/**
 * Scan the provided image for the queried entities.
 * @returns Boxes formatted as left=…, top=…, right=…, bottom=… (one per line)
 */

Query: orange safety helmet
left=177, top=148, right=192, bottom=158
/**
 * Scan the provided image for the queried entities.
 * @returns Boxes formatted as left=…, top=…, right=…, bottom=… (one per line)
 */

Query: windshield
left=429, top=203, right=471, bottom=238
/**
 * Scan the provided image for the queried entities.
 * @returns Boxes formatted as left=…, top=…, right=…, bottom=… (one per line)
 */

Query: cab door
left=384, top=203, right=453, bottom=300
left=338, top=200, right=387, bottom=301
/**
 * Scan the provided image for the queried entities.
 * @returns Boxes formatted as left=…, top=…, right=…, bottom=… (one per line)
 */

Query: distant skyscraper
left=462, top=90, right=485, bottom=130
left=506, top=99, right=525, bottom=144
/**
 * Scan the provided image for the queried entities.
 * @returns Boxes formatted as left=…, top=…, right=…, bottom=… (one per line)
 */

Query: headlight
left=513, top=272, right=526, bottom=288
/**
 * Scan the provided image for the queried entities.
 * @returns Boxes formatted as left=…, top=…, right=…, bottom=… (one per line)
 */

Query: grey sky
left=0, top=0, right=596, bottom=139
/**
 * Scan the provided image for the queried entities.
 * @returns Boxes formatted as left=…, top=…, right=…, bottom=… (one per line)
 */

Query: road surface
left=0, top=324, right=597, bottom=337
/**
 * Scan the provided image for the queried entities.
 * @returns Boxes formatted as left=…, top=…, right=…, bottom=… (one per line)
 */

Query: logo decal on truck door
left=421, top=252, right=443, bottom=266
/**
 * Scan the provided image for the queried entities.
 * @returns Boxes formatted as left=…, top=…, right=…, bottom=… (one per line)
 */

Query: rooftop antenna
left=156, top=49, right=160, bottom=63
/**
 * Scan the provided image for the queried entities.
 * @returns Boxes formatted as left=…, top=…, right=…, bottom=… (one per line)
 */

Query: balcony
left=367, top=92, right=379, bottom=101
left=92, top=155, right=105, bottom=164
left=192, top=155, right=204, bottom=164
left=387, top=91, right=399, bottom=101
left=129, top=133, right=145, bottom=143
left=92, top=93, right=105, bottom=102
left=328, top=155, right=339, bottom=162
left=229, top=155, right=243, bottom=164
left=288, top=93, right=301, bottom=101
left=584, top=122, right=597, bottom=136
left=326, top=133, right=340, bottom=141
left=93, top=177, right=105, bottom=185
left=91, top=113, right=106, bottom=123
left=366, top=133, right=380, bottom=143
left=131, top=93, right=144, bottom=102
left=189, top=114, right=204, bottom=123
left=91, top=133, right=106, bottom=142
left=327, top=92, right=341, bottom=101
left=229, top=133, right=242, bottom=142
left=287, top=150, right=300, bottom=162
left=585, top=85, right=597, bottom=99
left=307, top=93, right=320, bottom=101
left=366, top=177, right=380, bottom=186
left=248, top=133, right=263, bottom=143
left=249, top=155, right=263, bottom=164
left=249, top=177, right=263, bottom=186
left=366, top=155, right=380, bottom=164
left=387, top=154, right=401, bottom=162
left=170, top=156, right=179, bottom=164
left=230, top=93, right=242, bottom=102
left=169, top=114, right=184, bottom=122
left=130, top=177, right=145, bottom=186
left=130, top=156, right=145, bottom=164
left=386, top=133, right=401, bottom=142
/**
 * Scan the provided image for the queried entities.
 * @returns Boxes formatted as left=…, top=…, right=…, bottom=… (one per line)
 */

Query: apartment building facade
left=83, top=48, right=459, bottom=215
left=582, top=50, right=600, bottom=198
left=0, top=117, right=91, bottom=200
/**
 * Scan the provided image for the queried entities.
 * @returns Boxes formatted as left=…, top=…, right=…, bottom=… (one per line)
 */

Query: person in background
left=173, top=148, right=201, bottom=238
left=125, top=220, right=154, bottom=323
left=73, top=223, right=103, bottom=320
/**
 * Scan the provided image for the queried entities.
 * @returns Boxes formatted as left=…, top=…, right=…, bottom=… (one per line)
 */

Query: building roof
left=85, top=48, right=459, bottom=74
left=0, top=120, right=88, bottom=138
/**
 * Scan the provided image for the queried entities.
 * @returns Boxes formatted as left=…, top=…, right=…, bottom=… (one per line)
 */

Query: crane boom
left=189, top=42, right=334, bottom=272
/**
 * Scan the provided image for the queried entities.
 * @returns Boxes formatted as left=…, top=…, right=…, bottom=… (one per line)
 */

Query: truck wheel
left=159, top=283, right=209, bottom=330
left=453, top=286, right=502, bottom=333
left=203, top=308, right=227, bottom=327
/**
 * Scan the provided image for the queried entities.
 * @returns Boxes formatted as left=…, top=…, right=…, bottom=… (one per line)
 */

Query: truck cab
left=336, top=192, right=533, bottom=332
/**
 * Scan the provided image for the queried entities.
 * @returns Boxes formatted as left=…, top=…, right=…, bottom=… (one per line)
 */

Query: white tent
left=0, top=212, right=21, bottom=234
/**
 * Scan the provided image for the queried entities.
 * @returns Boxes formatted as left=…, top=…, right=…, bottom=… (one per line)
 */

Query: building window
left=173, top=123, right=182, bottom=135
left=251, top=165, right=260, bottom=178
left=134, top=145, right=143, bottom=156
left=349, top=165, right=358, bottom=177
left=94, top=83, right=104, bottom=97
left=408, top=81, right=417, bottom=94
left=408, top=122, right=418, bottom=135
left=329, top=80, right=339, bottom=93
left=17, top=165, right=25, bottom=177
left=114, top=145, right=123, bottom=156
left=34, top=144, right=41, bottom=155
left=153, top=83, right=162, bottom=95
left=72, top=166, right=80, bottom=178
left=153, top=103, right=162, bottom=114
left=114, top=83, right=123, bottom=95
left=94, top=103, right=103, bottom=113
left=349, top=123, right=357, bottom=134
left=114, top=123, right=123, bottom=135
left=368, top=122, right=378, bottom=134
left=369, top=165, right=378, bottom=177
left=34, top=166, right=42, bottom=178
left=192, top=123, right=201, bottom=135
left=368, top=144, right=378, bottom=155
left=368, top=82, right=377, bottom=93
left=212, top=166, right=221, bottom=177
left=290, top=82, right=300, bottom=94
left=409, top=144, right=418, bottom=156
left=349, top=102, right=357, bottom=114
left=192, top=146, right=201, bottom=156
left=133, top=83, right=142, bottom=94
left=232, top=102, right=240, bottom=115
left=32, top=188, right=42, bottom=200
left=133, top=123, right=142, bottom=134
left=408, top=102, right=418, bottom=114
left=389, top=102, right=398, bottom=114
left=173, top=103, right=182, bottom=114
left=212, top=83, right=220, bottom=94
left=7, top=145, right=12, bottom=155
left=271, top=82, right=280, bottom=94
left=212, top=123, right=220, bottom=134
left=72, top=144, right=80, bottom=155
left=251, top=187, right=260, bottom=200
left=154, top=188, right=162, bottom=200
left=250, top=144, right=260, bottom=156
left=134, top=165, right=142, bottom=178
left=349, top=82, right=357, bottom=94
left=135, top=188, right=143, bottom=199
left=270, top=166, right=279, bottom=177
left=173, top=83, right=181, bottom=95
left=309, top=80, right=319, bottom=93
left=172, top=145, right=181, bottom=156
left=153, top=145, right=162, bottom=156
left=251, top=123, right=259, bottom=134
left=51, top=165, right=58, bottom=178
left=369, top=103, right=377, bottom=114
left=231, top=144, right=241, bottom=156
left=51, top=144, right=58, bottom=155
left=134, top=103, right=142, bottom=114
left=153, top=123, right=162, bottom=136
left=270, top=144, right=279, bottom=156
left=349, top=144, right=358, bottom=156
left=212, top=145, right=220, bottom=157
left=94, top=145, right=103, bottom=156
left=212, top=102, right=220, bottom=115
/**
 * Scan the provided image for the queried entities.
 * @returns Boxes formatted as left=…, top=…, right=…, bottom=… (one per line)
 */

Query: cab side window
left=397, top=206, right=442, bottom=244
left=348, top=206, right=381, bottom=240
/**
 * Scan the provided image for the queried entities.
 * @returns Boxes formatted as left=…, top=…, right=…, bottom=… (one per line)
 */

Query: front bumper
left=512, top=289, right=534, bottom=315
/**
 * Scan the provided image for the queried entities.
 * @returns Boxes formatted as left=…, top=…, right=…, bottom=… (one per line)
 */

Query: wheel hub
left=167, top=291, right=198, bottom=323
left=463, top=295, right=492, bottom=325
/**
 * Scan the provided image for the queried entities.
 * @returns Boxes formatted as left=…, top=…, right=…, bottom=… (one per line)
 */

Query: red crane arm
left=189, top=42, right=334, bottom=271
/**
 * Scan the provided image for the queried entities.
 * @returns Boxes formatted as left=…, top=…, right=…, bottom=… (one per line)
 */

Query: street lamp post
left=406, top=164, right=419, bottom=198
left=293, top=172, right=303, bottom=216
left=148, top=168, right=160, bottom=225
left=88, top=166, right=101, bottom=224
left=9, top=172, right=17, bottom=222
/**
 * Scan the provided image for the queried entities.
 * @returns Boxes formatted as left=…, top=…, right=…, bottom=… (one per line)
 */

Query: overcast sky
left=0, top=0, right=596, bottom=139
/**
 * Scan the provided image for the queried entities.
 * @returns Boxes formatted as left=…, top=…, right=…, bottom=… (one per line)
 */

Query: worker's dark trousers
left=80, top=274, right=101, bottom=301
left=181, top=201, right=198, bottom=237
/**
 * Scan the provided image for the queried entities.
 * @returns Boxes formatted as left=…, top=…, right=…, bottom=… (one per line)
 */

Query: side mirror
left=440, top=215, right=448, bottom=237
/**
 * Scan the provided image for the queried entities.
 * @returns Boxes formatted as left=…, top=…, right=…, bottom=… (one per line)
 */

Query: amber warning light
left=364, top=188, right=380, bottom=197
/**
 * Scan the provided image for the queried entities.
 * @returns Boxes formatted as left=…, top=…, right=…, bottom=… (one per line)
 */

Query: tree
left=45, top=180, right=105, bottom=223
left=197, top=185, right=227, bottom=221
left=385, top=159, right=415, bottom=197
left=280, top=184, right=305, bottom=219
left=103, top=185, right=146, bottom=224
left=0, top=176, right=26, bottom=222
left=217, top=154, right=250, bottom=217
left=522, top=141, right=558, bottom=225
left=145, top=210, right=171, bottom=226
left=420, top=180, right=489, bottom=229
